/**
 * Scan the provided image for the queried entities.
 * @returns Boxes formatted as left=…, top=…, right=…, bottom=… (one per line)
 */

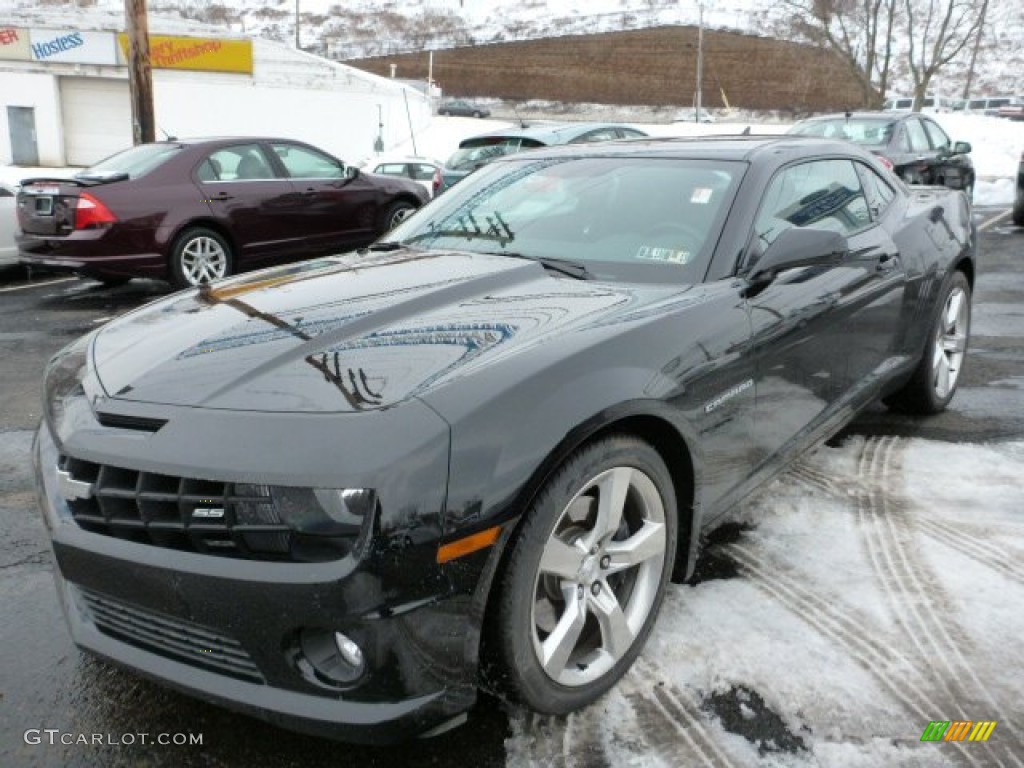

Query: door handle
left=208, top=192, right=232, bottom=201
left=876, top=253, right=899, bottom=273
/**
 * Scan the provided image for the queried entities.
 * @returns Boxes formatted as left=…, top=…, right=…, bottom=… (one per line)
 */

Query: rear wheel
left=380, top=201, right=417, bottom=233
left=492, top=435, right=678, bottom=713
left=886, top=270, right=971, bottom=414
left=169, top=227, right=232, bottom=289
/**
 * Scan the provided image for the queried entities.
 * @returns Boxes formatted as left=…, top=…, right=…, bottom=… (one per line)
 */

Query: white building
left=0, top=9, right=431, bottom=167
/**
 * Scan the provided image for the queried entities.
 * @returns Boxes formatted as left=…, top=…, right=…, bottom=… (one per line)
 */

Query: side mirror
left=952, top=140, right=971, bottom=155
left=747, top=227, right=848, bottom=285
left=344, top=165, right=360, bottom=180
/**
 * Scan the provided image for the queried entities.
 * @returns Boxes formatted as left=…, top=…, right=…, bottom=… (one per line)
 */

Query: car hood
left=91, top=251, right=670, bottom=413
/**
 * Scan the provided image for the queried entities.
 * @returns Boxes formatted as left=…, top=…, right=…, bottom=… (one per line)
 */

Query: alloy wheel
left=180, top=236, right=228, bottom=285
left=931, top=284, right=969, bottom=399
left=530, top=466, right=667, bottom=687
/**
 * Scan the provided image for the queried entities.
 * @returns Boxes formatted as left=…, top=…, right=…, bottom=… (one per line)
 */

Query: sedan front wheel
left=492, top=435, right=678, bottom=713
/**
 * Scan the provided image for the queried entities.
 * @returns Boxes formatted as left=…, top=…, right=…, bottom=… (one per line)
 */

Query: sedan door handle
left=208, top=192, right=232, bottom=201
left=876, top=253, right=899, bottom=273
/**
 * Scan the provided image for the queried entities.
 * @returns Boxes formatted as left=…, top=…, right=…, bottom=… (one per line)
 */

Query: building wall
left=0, top=71, right=64, bottom=165
left=0, top=35, right=431, bottom=167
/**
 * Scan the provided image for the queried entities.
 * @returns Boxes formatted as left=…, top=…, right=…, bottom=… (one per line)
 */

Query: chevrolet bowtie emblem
left=56, top=468, right=94, bottom=501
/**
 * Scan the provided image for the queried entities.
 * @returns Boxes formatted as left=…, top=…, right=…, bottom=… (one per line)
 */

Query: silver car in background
left=0, top=182, right=19, bottom=267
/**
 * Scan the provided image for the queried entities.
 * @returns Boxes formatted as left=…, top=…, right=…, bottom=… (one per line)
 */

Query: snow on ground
left=506, top=436, right=1024, bottom=767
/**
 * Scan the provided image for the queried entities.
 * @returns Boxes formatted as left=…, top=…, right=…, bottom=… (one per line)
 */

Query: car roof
left=486, top=134, right=872, bottom=164
left=459, top=121, right=647, bottom=146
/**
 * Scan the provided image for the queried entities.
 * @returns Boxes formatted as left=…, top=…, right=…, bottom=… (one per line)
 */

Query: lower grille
left=77, top=588, right=265, bottom=683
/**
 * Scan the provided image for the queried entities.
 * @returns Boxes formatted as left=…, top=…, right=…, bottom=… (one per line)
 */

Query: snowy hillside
left=2, top=0, right=1021, bottom=98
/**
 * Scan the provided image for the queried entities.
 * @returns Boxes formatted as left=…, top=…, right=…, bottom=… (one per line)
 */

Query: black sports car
left=788, top=112, right=975, bottom=199
left=34, top=136, right=975, bottom=743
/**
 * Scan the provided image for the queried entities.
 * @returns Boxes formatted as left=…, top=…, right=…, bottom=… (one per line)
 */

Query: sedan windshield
left=388, top=156, right=744, bottom=283
left=790, top=117, right=896, bottom=147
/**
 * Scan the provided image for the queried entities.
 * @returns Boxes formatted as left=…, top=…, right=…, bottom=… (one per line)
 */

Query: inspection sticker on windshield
left=635, top=245, right=692, bottom=264
left=691, top=187, right=713, bottom=204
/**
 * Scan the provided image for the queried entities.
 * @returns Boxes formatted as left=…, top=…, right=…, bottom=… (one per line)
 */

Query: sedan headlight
left=43, top=332, right=93, bottom=434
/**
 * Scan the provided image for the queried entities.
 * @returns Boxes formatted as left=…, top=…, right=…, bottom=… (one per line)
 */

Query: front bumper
left=35, top=424, right=480, bottom=744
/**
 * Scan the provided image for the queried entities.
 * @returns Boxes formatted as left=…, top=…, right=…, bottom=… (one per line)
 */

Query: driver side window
left=750, top=159, right=871, bottom=265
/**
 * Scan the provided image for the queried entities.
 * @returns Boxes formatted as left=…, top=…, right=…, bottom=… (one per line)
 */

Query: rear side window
left=855, top=162, right=897, bottom=219
left=410, top=164, right=436, bottom=181
left=203, top=144, right=276, bottom=181
left=752, top=159, right=872, bottom=251
left=905, top=120, right=931, bottom=152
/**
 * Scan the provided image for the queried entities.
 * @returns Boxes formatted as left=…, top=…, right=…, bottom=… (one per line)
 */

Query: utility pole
left=695, top=0, right=704, bottom=122
left=125, top=0, right=155, bottom=144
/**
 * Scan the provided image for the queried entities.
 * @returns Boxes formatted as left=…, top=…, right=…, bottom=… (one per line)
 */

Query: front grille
left=59, top=455, right=294, bottom=560
left=77, top=588, right=264, bottom=683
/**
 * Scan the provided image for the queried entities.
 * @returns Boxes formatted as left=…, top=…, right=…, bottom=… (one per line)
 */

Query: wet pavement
left=1, top=210, right=1021, bottom=767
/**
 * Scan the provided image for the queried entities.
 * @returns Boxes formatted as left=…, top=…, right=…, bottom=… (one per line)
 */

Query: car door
left=899, top=117, right=939, bottom=184
left=741, top=158, right=904, bottom=468
left=269, top=141, right=376, bottom=252
left=194, top=142, right=305, bottom=268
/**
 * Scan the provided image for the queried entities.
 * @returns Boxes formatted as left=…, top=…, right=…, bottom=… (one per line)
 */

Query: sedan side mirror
left=952, top=140, right=972, bottom=155
left=345, top=165, right=360, bottom=180
left=747, top=227, right=849, bottom=286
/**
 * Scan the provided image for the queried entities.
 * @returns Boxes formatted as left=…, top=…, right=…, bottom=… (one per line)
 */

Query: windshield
left=388, top=155, right=744, bottom=283
left=79, top=143, right=182, bottom=179
left=446, top=137, right=544, bottom=171
left=790, top=117, right=896, bottom=146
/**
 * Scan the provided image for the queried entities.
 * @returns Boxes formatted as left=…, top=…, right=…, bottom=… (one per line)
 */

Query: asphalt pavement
left=1, top=209, right=1021, bottom=767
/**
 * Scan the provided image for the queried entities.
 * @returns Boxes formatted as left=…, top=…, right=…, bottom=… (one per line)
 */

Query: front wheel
left=169, top=227, right=232, bottom=289
left=886, top=270, right=971, bottom=414
left=491, top=435, right=678, bottom=713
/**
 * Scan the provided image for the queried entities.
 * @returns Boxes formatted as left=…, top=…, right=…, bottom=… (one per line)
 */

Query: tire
left=169, top=227, right=232, bottom=289
left=886, top=270, right=971, bottom=414
left=473, top=111, right=483, bottom=118
left=491, top=435, right=678, bottom=713
left=1013, top=198, right=1024, bottom=227
left=379, top=201, right=417, bottom=233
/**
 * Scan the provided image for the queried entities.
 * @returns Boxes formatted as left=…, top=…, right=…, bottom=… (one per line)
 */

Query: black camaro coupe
left=35, top=136, right=975, bottom=743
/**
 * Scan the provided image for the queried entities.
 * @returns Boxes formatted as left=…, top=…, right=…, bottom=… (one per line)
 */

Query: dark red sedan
left=16, top=138, right=430, bottom=288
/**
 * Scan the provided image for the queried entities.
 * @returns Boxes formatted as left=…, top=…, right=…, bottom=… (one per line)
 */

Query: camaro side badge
left=192, top=508, right=225, bottom=519
left=705, top=378, right=754, bottom=414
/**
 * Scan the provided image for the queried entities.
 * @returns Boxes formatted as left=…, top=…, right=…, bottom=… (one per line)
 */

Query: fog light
left=295, top=627, right=366, bottom=687
left=335, top=631, right=364, bottom=669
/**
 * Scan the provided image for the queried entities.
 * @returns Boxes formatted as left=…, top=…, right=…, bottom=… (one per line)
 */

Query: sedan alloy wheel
left=171, top=227, right=232, bottom=288
left=931, top=282, right=969, bottom=400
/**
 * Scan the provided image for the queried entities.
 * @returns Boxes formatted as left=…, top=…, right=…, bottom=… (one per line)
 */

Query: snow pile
left=506, top=436, right=1024, bottom=767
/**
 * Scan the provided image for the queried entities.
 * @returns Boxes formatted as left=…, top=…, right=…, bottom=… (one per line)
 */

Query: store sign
left=116, top=34, right=253, bottom=74
left=28, top=29, right=118, bottom=65
left=0, top=27, right=32, bottom=60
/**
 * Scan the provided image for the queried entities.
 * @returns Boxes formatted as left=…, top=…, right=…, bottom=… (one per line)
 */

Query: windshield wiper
left=361, top=241, right=405, bottom=252
left=502, top=253, right=592, bottom=280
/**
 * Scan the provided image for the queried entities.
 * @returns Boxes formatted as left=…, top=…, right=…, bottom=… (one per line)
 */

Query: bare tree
left=905, top=0, right=988, bottom=109
left=771, top=0, right=900, bottom=107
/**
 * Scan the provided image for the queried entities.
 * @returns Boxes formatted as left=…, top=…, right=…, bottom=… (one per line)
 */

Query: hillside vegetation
left=346, top=25, right=871, bottom=113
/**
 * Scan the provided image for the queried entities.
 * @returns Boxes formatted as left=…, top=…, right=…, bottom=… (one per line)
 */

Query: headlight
left=42, top=332, right=93, bottom=434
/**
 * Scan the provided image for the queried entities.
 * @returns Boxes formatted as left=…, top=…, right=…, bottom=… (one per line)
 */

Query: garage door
left=59, top=77, right=132, bottom=167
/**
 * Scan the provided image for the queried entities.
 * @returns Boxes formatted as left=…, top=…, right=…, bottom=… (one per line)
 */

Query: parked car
left=16, top=137, right=429, bottom=288
left=882, top=95, right=956, bottom=113
left=788, top=112, right=974, bottom=199
left=439, top=122, right=649, bottom=192
left=437, top=99, right=491, bottom=118
left=1013, top=148, right=1024, bottom=226
left=0, top=182, right=18, bottom=267
left=35, top=135, right=975, bottom=744
left=997, top=98, right=1024, bottom=121
left=363, top=154, right=443, bottom=197
left=672, top=107, right=716, bottom=123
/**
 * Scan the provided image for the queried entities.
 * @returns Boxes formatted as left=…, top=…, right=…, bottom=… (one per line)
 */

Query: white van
left=882, top=95, right=955, bottom=113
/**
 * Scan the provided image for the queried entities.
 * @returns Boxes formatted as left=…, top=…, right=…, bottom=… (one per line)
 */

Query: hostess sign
left=0, top=27, right=252, bottom=73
